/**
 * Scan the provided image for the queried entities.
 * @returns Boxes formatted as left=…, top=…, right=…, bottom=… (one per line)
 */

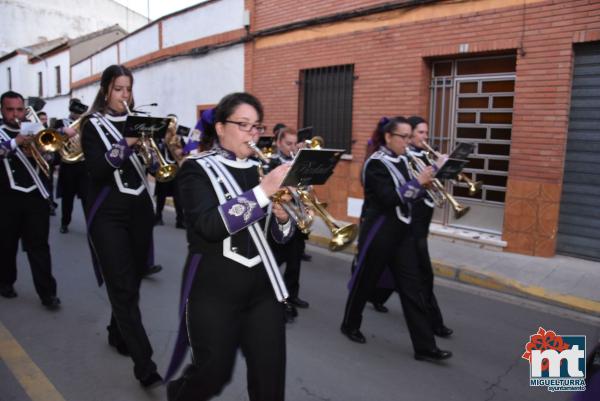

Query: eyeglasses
left=225, top=120, right=266, bottom=134
left=389, top=133, right=410, bottom=139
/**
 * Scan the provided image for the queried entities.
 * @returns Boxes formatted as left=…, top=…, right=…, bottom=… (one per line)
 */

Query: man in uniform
left=54, top=99, right=87, bottom=233
left=268, top=125, right=310, bottom=321
left=0, top=91, right=60, bottom=309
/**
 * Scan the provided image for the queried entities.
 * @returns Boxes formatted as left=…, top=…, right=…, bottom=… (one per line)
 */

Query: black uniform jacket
left=0, top=123, right=50, bottom=196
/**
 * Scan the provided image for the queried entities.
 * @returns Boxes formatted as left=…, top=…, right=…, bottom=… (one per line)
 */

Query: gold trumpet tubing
left=148, top=136, right=178, bottom=182
left=406, top=152, right=445, bottom=206
left=298, top=189, right=337, bottom=232
left=28, top=142, right=51, bottom=178
left=60, top=117, right=84, bottom=163
left=458, top=172, right=482, bottom=195
left=299, top=188, right=358, bottom=251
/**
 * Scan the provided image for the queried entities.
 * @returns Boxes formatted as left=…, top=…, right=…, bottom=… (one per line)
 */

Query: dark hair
left=407, top=115, right=428, bottom=130
left=199, top=92, right=264, bottom=150
left=277, top=126, right=296, bottom=142
left=1, top=91, right=25, bottom=107
left=273, top=122, right=286, bottom=139
left=214, top=92, right=264, bottom=124
left=365, top=116, right=411, bottom=160
left=37, top=111, right=47, bottom=117
left=89, top=65, right=134, bottom=115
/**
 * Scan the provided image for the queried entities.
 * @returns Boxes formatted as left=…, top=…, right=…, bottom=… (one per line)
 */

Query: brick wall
left=246, top=0, right=600, bottom=256
left=253, top=0, right=390, bottom=31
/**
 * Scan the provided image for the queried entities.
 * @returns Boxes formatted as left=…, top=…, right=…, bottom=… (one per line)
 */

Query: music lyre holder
left=281, top=148, right=344, bottom=187
left=124, top=115, right=170, bottom=140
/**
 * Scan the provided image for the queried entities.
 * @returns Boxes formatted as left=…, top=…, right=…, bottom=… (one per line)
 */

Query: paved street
left=1, top=204, right=599, bottom=401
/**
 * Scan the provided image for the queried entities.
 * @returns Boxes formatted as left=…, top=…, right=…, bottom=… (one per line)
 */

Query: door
left=429, top=56, right=516, bottom=234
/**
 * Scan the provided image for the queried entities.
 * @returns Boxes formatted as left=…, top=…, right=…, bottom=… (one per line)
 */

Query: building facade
left=244, top=0, right=600, bottom=260
left=70, top=0, right=247, bottom=127
left=0, top=0, right=147, bottom=55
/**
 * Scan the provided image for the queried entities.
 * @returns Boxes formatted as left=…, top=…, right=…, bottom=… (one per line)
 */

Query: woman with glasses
left=166, top=92, right=294, bottom=401
left=81, top=64, right=161, bottom=387
left=341, top=116, right=452, bottom=362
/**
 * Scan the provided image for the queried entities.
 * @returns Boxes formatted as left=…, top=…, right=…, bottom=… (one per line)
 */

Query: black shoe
left=301, top=253, right=312, bottom=262
left=372, top=302, right=389, bottom=313
left=288, top=297, right=309, bottom=308
left=144, top=264, right=163, bottom=277
left=175, top=220, right=186, bottom=229
left=154, top=217, right=164, bottom=226
left=107, top=326, right=130, bottom=356
left=0, top=285, right=17, bottom=298
left=340, top=325, right=366, bottom=344
left=414, top=348, right=453, bottom=362
left=41, top=296, right=61, bottom=310
left=434, top=326, right=453, bottom=338
left=60, top=225, right=68, bottom=234
left=284, top=303, right=297, bottom=323
left=139, top=371, right=163, bottom=388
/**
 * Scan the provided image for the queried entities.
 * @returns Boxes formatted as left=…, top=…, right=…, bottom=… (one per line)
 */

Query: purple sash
left=164, top=253, right=202, bottom=382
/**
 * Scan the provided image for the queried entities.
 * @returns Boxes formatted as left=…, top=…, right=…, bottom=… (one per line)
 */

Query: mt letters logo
left=522, top=327, right=586, bottom=392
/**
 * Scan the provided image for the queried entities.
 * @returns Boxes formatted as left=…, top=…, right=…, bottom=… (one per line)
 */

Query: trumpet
left=248, top=140, right=314, bottom=234
left=249, top=138, right=358, bottom=251
left=16, top=107, right=64, bottom=177
left=420, top=141, right=482, bottom=196
left=122, top=101, right=178, bottom=182
left=405, top=151, right=470, bottom=219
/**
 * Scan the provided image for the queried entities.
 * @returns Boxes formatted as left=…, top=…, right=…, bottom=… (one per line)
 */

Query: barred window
left=299, top=64, right=354, bottom=153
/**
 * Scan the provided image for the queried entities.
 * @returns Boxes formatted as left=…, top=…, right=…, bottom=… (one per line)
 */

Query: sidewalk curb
left=308, top=234, right=600, bottom=317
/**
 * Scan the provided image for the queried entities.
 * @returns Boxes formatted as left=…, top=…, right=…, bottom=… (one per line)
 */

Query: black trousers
left=271, top=230, right=304, bottom=299
left=155, top=178, right=184, bottom=224
left=369, top=205, right=446, bottom=331
left=88, top=190, right=156, bottom=380
left=168, top=257, right=286, bottom=401
left=342, top=221, right=436, bottom=353
left=0, top=191, right=57, bottom=300
left=58, top=162, right=88, bottom=227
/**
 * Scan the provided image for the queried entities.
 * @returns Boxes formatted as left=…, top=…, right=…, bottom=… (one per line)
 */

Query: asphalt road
left=1, top=203, right=599, bottom=401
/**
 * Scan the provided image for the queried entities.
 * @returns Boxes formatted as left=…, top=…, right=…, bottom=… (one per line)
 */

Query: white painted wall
left=72, top=59, right=92, bottom=83
left=74, top=45, right=244, bottom=128
left=72, top=84, right=100, bottom=111
left=0, top=55, right=32, bottom=95
left=92, top=45, right=119, bottom=75
left=0, top=0, right=148, bottom=55
left=42, top=96, right=70, bottom=121
left=162, top=0, right=245, bottom=48
left=120, top=25, right=160, bottom=64
left=39, top=50, right=70, bottom=98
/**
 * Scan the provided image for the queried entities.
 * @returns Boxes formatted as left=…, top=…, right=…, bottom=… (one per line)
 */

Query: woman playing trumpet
left=80, top=64, right=161, bottom=387
left=341, top=116, right=452, bottom=362
left=166, top=92, right=294, bottom=401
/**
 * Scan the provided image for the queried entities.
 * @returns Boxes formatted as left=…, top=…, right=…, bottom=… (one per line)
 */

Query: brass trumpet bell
left=458, top=173, right=482, bottom=196
left=35, top=128, right=64, bottom=152
left=329, top=223, right=359, bottom=252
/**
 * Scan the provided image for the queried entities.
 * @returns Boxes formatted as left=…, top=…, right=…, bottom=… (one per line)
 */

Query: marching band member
left=269, top=126, right=310, bottom=321
left=80, top=65, right=161, bottom=387
left=166, top=92, right=293, bottom=401
left=341, top=116, right=452, bottom=362
left=407, top=115, right=452, bottom=338
left=0, top=91, right=61, bottom=309
left=154, top=113, right=185, bottom=228
left=54, top=99, right=88, bottom=233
